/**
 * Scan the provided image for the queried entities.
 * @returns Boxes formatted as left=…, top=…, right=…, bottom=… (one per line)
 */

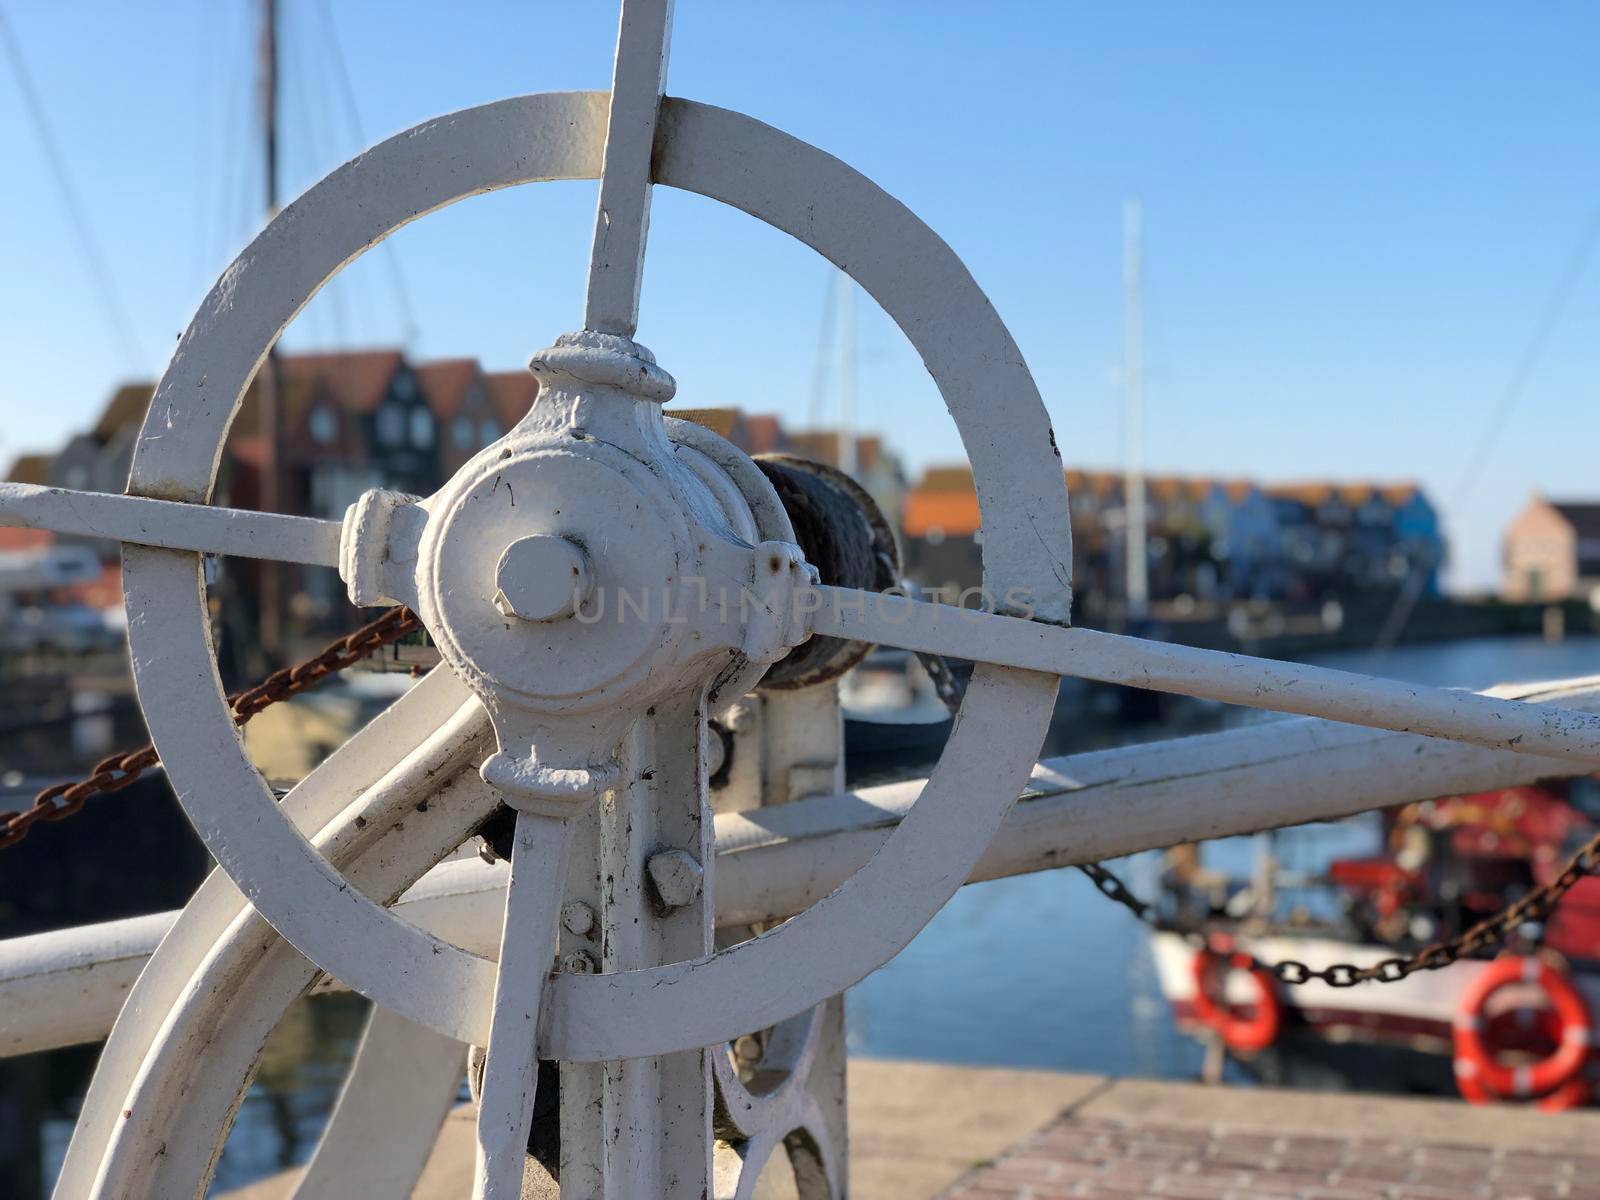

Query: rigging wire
left=208, top=3, right=251, bottom=277
left=0, top=6, right=147, bottom=375
left=316, top=0, right=421, bottom=348
left=282, top=0, right=344, bottom=347
left=187, top=0, right=220, bottom=296
left=220, top=4, right=258, bottom=269
left=301, top=0, right=356, bottom=346
left=1373, top=204, right=1600, bottom=652
left=1453, top=207, right=1600, bottom=499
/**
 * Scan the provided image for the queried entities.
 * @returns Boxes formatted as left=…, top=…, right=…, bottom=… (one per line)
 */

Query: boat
left=1152, top=777, right=1600, bottom=1102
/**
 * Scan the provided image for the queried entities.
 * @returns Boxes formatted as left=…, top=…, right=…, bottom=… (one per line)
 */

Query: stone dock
left=227, top=1058, right=1600, bottom=1199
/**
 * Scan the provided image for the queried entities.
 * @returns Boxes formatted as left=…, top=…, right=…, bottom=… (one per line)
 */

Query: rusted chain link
left=0, top=606, right=422, bottom=851
left=1080, top=828, right=1600, bottom=987
left=917, top=650, right=968, bottom=714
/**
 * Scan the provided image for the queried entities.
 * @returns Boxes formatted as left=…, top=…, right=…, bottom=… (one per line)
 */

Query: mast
left=1122, top=198, right=1148, bottom=622
left=838, top=269, right=857, bottom=476
left=257, top=0, right=282, bottom=659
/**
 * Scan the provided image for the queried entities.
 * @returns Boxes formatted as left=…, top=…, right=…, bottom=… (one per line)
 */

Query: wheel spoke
left=0, top=482, right=340, bottom=567
left=811, top=585, right=1600, bottom=766
left=582, top=0, right=673, bottom=335
left=473, top=811, right=575, bottom=1200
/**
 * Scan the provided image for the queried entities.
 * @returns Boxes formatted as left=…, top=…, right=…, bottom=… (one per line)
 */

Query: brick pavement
left=940, top=1113, right=1600, bottom=1200
left=225, top=1061, right=1600, bottom=1199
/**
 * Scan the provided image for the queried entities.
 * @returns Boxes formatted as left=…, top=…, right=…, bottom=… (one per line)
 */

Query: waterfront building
left=1501, top=495, right=1600, bottom=603
left=1265, top=482, right=1444, bottom=603
left=900, top=467, right=1445, bottom=616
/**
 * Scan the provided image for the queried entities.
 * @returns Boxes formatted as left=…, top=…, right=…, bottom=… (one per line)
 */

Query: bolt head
left=646, top=848, right=704, bottom=911
left=561, top=900, right=596, bottom=936
left=559, top=948, right=598, bottom=974
left=492, top=534, right=590, bottom=622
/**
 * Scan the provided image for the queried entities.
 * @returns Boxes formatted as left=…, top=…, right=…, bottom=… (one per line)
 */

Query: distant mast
left=838, top=269, right=857, bottom=477
left=1122, top=198, right=1148, bottom=622
left=257, top=0, right=283, bottom=659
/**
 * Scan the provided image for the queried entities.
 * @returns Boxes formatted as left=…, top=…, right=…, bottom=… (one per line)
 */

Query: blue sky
left=2, top=2, right=1598, bottom=591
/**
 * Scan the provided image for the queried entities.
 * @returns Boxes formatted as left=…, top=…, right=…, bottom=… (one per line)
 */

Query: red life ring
left=1191, top=940, right=1282, bottom=1054
left=1453, top=955, right=1591, bottom=1102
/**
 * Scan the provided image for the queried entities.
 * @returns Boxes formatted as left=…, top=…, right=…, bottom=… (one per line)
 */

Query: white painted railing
left=6, top=674, right=1592, bottom=1061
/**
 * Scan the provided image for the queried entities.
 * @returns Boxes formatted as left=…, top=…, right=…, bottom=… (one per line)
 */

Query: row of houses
left=901, top=466, right=1445, bottom=615
left=7, top=376, right=1447, bottom=643
left=4, top=370, right=908, bottom=658
left=6, top=351, right=539, bottom=655
left=9, top=350, right=539, bottom=518
left=644, top=410, right=1446, bottom=613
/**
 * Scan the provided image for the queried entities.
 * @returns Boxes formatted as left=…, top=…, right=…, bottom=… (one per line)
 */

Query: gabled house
left=228, top=350, right=440, bottom=521
left=421, top=359, right=511, bottom=478
left=12, top=353, right=544, bottom=646
left=1502, top=496, right=1600, bottom=602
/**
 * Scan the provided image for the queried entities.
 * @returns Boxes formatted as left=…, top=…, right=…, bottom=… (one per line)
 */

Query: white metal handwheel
left=108, top=16, right=1069, bottom=1194
left=10, top=4, right=1600, bottom=1196
left=119, top=83, right=1065, bottom=1070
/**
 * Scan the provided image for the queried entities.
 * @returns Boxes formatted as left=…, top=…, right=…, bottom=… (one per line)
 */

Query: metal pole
left=256, top=0, right=282, bottom=660
left=1123, top=198, right=1147, bottom=621
left=838, top=269, right=857, bottom=476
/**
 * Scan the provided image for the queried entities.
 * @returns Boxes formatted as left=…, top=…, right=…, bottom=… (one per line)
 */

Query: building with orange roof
left=417, top=359, right=516, bottom=477
left=19, top=353, right=544, bottom=647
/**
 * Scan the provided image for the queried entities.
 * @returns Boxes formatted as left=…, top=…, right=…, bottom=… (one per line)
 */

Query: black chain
left=1078, top=829, right=1600, bottom=987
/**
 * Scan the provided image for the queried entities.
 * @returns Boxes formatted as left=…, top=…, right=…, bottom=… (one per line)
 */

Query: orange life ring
left=1191, top=939, right=1282, bottom=1053
left=1453, top=955, right=1591, bottom=1101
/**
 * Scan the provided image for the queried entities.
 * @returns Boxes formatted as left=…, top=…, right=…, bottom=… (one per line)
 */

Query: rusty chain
left=1079, top=828, right=1600, bottom=987
left=0, top=606, right=422, bottom=851
left=916, top=650, right=968, bottom=713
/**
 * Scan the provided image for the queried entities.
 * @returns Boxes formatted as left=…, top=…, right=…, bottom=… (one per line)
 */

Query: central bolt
left=492, top=535, right=592, bottom=622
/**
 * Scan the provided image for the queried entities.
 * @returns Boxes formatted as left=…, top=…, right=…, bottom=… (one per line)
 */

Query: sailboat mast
left=838, top=269, right=857, bottom=477
left=1123, top=198, right=1148, bottom=622
left=256, top=0, right=283, bottom=658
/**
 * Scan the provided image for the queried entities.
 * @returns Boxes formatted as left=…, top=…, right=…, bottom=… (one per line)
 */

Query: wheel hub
left=492, top=535, right=591, bottom=624
left=406, top=331, right=812, bottom=813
